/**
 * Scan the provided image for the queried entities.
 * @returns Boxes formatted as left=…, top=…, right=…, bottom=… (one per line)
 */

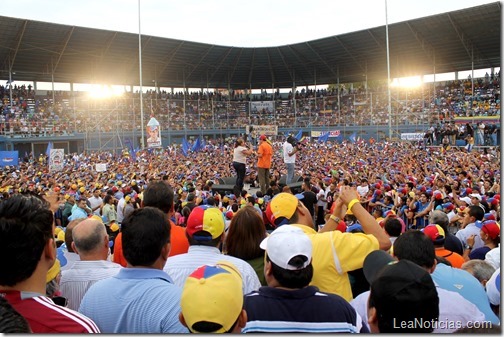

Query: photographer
left=283, top=135, right=300, bottom=185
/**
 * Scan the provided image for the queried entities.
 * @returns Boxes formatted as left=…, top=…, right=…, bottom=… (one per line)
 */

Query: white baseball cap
left=460, top=196, right=472, bottom=205
left=260, top=225, right=312, bottom=270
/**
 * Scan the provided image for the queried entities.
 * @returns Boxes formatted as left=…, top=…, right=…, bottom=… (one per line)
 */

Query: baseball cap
left=441, top=202, right=454, bottom=211
left=422, top=224, right=446, bottom=245
left=186, top=205, right=225, bottom=240
left=478, top=221, right=500, bottom=240
left=364, top=251, right=439, bottom=333
left=260, top=225, right=312, bottom=270
left=484, top=213, right=496, bottom=221
left=460, top=196, right=472, bottom=205
left=268, top=193, right=300, bottom=226
left=259, top=134, right=267, bottom=141
left=469, top=193, right=482, bottom=201
left=46, top=259, right=61, bottom=283
left=181, top=262, right=243, bottom=333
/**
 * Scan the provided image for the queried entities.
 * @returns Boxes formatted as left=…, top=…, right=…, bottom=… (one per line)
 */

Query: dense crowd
left=0, top=74, right=500, bottom=135
left=0, top=131, right=501, bottom=332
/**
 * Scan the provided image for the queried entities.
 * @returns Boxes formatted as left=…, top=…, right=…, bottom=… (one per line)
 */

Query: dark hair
left=384, top=218, right=402, bottom=237
left=225, top=206, right=266, bottom=260
left=191, top=319, right=239, bottom=334
left=103, top=194, right=113, bottom=204
left=65, top=218, right=85, bottom=253
left=0, top=297, right=31, bottom=333
left=142, top=181, right=174, bottom=214
left=0, top=195, right=54, bottom=286
left=267, top=254, right=313, bottom=289
left=187, top=232, right=222, bottom=247
left=122, top=207, right=170, bottom=267
left=468, top=205, right=484, bottom=221
left=393, top=230, right=436, bottom=269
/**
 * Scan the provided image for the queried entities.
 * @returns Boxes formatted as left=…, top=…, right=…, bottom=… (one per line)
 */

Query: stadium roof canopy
left=0, top=2, right=500, bottom=89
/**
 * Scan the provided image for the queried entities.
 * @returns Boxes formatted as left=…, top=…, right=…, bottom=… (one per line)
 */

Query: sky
left=1, top=0, right=498, bottom=48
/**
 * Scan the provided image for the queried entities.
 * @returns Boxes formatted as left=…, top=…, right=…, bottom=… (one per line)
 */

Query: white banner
left=400, top=133, right=424, bottom=141
left=146, top=125, right=162, bottom=148
left=311, top=130, right=341, bottom=137
left=250, top=101, right=274, bottom=113
left=250, top=125, right=278, bottom=137
left=95, top=163, right=107, bottom=172
left=49, top=149, right=64, bottom=172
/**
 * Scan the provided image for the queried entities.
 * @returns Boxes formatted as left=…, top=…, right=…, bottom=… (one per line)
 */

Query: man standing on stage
left=257, top=135, right=273, bottom=194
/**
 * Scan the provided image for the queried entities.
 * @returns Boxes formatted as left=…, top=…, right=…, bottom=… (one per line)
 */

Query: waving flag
left=349, top=132, right=357, bottom=143
left=45, top=142, right=53, bottom=157
left=318, top=132, right=329, bottom=143
left=295, top=130, right=303, bottom=141
left=192, top=137, right=201, bottom=152
left=182, top=137, right=189, bottom=157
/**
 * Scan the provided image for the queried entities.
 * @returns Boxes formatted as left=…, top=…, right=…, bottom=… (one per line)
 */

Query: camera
left=287, top=135, right=304, bottom=149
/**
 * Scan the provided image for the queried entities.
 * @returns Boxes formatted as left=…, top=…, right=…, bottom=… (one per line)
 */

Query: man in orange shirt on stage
left=256, top=134, right=273, bottom=195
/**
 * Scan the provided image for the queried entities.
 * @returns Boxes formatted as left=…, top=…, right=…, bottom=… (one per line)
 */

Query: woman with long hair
left=225, top=206, right=267, bottom=285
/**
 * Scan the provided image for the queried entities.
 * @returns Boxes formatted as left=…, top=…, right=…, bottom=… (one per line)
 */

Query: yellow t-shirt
left=293, top=224, right=379, bottom=302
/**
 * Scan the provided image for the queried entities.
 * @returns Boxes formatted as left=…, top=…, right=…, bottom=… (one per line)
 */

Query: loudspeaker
left=287, top=181, right=303, bottom=194
left=279, top=175, right=303, bottom=185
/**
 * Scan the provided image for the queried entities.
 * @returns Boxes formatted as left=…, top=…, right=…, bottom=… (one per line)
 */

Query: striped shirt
left=163, top=245, right=261, bottom=295
left=2, top=290, right=100, bottom=333
left=243, top=286, right=367, bottom=333
left=79, top=268, right=187, bottom=333
left=60, top=260, right=122, bottom=311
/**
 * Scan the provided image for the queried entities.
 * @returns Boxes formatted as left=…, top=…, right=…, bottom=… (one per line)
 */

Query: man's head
left=180, top=262, right=246, bottom=333
left=142, top=181, right=175, bottom=215
left=463, top=205, right=485, bottom=226
left=461, top=260, right=496, bottom=288
left=64, top=218, right=85, bottom=253
left=186, top=205, right=225, bottom=247
left=428, top=210, right=449, bottom=232
left=383, top=217, right=402, bottom=238
left=121, top=207, right=171, bottom=268
left=268, top=192, right=312, bottom=228
left=422, top=224, right=446, bottom=247
left=0, top=195, right=55, bottom=287
left=76, top=197, right=87, bottom=209
left=393, top=230, right=436, bottom=272
left=71, top=218, right=109, bottom=260
left=260, top=225, right=313, bottom=289
left=364, top=250, right=439, bottom=333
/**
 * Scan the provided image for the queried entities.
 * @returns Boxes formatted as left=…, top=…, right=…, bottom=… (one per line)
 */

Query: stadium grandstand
left=0, top=2, right=500, bottom=155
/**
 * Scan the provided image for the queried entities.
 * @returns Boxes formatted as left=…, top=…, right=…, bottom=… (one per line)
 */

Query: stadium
left=0, top=2, right=500, bottom=155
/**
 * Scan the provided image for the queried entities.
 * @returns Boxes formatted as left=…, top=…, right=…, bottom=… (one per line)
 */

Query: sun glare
left=391, top=76, right=422, bottom=88
left=87, top=85, right=124, bottom=99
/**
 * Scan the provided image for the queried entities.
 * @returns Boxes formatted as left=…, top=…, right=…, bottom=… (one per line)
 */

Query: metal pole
left=138, top=0, right=145, bottom=149
left=385, top=0, right=392, bottom=139
left=8, top=70, right=13, bottom=111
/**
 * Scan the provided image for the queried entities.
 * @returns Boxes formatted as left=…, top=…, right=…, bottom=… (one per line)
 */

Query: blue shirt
left=79, top=268, right=188, bottom=333
left=432, top=263, right=500, bottom=325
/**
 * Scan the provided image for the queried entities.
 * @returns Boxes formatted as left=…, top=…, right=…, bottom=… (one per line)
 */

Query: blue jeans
left=285, top=162, right=295, bottom=185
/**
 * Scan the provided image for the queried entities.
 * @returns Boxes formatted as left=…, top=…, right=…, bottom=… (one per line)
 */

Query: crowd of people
left=0, top=133, right=501, bottom=332
left=0, top=74, right=500, bottom=135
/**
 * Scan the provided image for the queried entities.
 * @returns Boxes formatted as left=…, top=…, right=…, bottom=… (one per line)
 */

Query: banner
left=250, top=125, right=278, bottom=137
left=147, top=117, right=161, bottom=148
left=95, top=163, right=107, bottom=172
left=311, top=130, right=341, bottom=138
left=400, top=133, right=424, bottom=141
left=49, top=149, right=64, bottom=172
left=250, top=101, right=274, bottom=113
left=0, top=151, right=18, bottom=167
left=454, top=116, right=500, bottom=124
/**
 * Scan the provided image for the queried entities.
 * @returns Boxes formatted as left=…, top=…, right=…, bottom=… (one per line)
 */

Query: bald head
left=72, top=219, right=108, bottom=259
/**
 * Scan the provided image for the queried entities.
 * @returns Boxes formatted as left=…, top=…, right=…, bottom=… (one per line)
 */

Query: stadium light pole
left=385, top=0, right=392, bottom=139
left=138, top=0, right=145, bottom=149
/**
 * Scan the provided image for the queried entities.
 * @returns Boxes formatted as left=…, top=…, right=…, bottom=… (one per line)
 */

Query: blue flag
left=349, top=132, right=357, bottom=143
left=192, top=137, right=201, bottom=152
left=295, top=130, right=303, bottom=141
left=182, top=137, right=189, bottom=157
left=45, top=142, right=53, bottom=157
left=125, top=138, right=136, bottom=161
left=318, top=132, right=329, bottom=143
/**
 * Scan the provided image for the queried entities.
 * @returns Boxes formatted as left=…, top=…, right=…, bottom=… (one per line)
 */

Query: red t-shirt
left=2, top=290, right=100, bottom=333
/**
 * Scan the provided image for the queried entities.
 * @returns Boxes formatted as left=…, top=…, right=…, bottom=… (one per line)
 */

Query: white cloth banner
left=95, top=163, right=107, bottom=172
left=400, top=133, right=424, bottom=141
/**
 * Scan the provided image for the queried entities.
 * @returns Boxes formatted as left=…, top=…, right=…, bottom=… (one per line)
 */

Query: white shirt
left=60, top=260, right=122, bottom=311
left=351, top=286, right=486, bottom=333
left=60, top=251, right=81, bottom=271
left=233, top=145, right=248, bottom=164
left=356, top=185, right=369, bottom=197
left=283, top=142, right=296, bottom=163
left=116, top=198, right=126, bottom=223
left=485, top=245, right=500, bottom=269
left=163, top=245, right=261, bottom=295
left=88, top=196, right=103, bottom=216
left=455, top=223, right=484, bottom=249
